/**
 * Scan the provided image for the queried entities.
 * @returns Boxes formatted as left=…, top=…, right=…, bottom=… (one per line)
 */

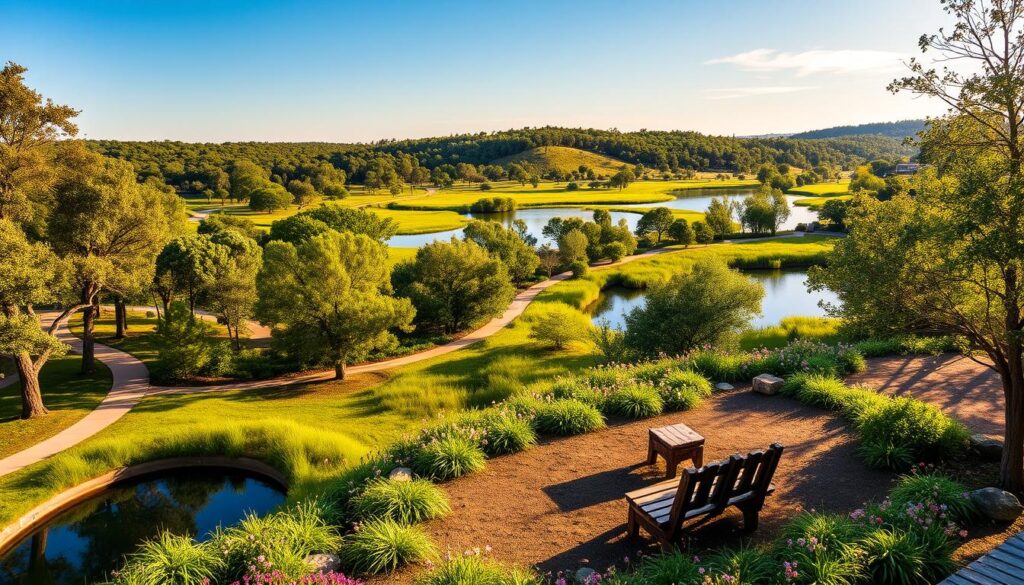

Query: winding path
left=0, top=238, right=716, bottom=477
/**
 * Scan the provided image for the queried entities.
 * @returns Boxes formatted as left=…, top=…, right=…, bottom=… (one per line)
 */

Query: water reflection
left=0, top=470, right=285, bottom=585
left=586, top=270, right=837, bottom=331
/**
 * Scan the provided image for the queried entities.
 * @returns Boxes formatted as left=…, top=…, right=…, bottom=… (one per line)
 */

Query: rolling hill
left=489, top=146, right=630, bottom=176
left=790, top=119, right=926, bottom=140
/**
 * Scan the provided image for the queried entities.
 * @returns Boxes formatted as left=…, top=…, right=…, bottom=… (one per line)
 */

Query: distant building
left=891, top=163, right=925, bottom=176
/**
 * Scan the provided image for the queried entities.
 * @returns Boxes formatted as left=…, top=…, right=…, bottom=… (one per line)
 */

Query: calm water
left=0, top=470, right=286, bottom=585
left=587, top=269, right=838, bottom=330
left=386, top=187, right=819, bottom=247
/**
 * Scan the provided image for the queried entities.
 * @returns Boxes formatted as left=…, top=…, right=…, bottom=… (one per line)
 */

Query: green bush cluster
left=684, top=339, right=867, bottom=382
left=782, top=374, right=969, bottom=470
left=469, top=196, right=516, bottom=213
left=351, top=478, right=451, bottom=525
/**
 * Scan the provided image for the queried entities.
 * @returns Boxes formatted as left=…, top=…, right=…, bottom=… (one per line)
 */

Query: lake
left=587, top=269, right=838, bottom=330
left=0, top=469, right=286, bottom=584
left=386, top=187, right=819, bottom=248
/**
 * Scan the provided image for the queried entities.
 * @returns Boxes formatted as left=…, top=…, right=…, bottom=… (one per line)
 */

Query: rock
left=305, top=553, right=342, bottom=574
left=752, top=374, right=784, bottom=396
left=970, top=487, right=1024, bottom=521
left=970, top=433, right=1004, bottom=460
left=388, top=466, right=413, bottom=482
left=715, top=382, right=735, bottom=392
left=575, top=567, right=597, bottom=583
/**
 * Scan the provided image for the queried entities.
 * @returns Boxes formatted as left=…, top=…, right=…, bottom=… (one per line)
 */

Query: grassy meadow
left=0, top=236, right=838, bottom=524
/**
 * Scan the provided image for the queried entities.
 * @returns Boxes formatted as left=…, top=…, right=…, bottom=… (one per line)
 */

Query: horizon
left=4, top=0, right=951, bottom=142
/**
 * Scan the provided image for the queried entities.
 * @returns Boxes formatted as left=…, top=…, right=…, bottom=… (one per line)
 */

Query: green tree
left=812, top=0, right=1024, bottom=492
left=536, top=244, right=560, bottom=277
left=256, top=231, right=413, bottom=379
left=624, top=258, right=763, bottom=355
left=303, top=204, right=399, bottom=243
left=49, top=156, right=174, bottom=373
left=462, top=220, right=539, bottom=285
left=529, top=304, right=592, bottom=349
left=668, top=219, right=695, bottom=247
left=0, top=220, right=70, bottom=417
left=229, top=160, right=269, bottom=203
left=207, top=229, right=262, bottom=350
left=154, top=234, right=229, bottom=315
left=197, top=215, right=262, bottom=241
left=704, top=196, right=735, bottom=238
left=392, top=238, right=512, bottom=334
left=558, top=229, right=588, bottom=265
left=287, top=178, right=320, bottom=210
left=634, top=207, right=675, bottom=243
left=692, top=221, right=715, bottom=244
left=819, top=199, right=849, bottom=230
left=248, top=184, right=292, bottom=212
left=0, top=62, right=80, bottom=222
left=153, top=301, right=220, bottom=380
left=609, top=169, right=636, bottom=190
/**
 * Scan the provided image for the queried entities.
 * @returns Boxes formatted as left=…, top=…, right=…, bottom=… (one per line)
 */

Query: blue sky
left=2, top=0, right=953, bottom=142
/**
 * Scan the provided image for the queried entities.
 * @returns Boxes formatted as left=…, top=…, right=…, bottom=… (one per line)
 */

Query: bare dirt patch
left=405, top=389, right=893, bottom=579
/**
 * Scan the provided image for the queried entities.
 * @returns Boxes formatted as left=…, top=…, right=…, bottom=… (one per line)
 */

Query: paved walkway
left=0, top=313, right=149, bottom=477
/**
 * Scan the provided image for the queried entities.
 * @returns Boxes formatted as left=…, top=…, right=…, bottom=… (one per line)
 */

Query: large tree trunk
left=81, top=301, right=97, bottom=375
left=334, top=361, right=346, bottom=380
left=1001, top=372, right=1024, bottom=494
left=14, top=351, right=47, bottom=418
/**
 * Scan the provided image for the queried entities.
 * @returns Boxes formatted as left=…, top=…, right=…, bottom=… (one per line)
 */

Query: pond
left=587, top=269, right=838, bottom=331
left=386, top=188, right=819, bottom=248
left=0, top=469, right=286, bottom=585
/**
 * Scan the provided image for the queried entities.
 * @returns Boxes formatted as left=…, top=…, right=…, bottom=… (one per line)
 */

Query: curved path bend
left=1, top=238, right=727, bottom=477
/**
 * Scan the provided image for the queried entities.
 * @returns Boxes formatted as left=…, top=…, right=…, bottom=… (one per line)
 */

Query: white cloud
left=707, top=48, right=904, bottom=76
left=704, top=86, right=816, bottom=100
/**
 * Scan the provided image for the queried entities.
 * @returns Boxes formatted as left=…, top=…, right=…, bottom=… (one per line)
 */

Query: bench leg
left=646, top=441, right=657, bottom=465
left=627, top=509, right=640, bottom=537
left=741, top=506, right=760, bottom=532
left=666, top=456, right=678, bottom=479
left=693, top=445, right=704, bottom=468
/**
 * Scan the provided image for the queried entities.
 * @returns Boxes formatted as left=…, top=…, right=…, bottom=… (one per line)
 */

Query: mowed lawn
left=788, top=181, right=851, bottom=196
left=0, top=355, right=112, bottom=458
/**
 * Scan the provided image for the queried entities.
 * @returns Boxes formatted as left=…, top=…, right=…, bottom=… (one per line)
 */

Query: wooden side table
left=647, top=423, right=705, bottom=478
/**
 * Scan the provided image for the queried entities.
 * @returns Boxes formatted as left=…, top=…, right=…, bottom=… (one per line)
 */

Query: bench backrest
left=666, top=443, right=784, bottom=537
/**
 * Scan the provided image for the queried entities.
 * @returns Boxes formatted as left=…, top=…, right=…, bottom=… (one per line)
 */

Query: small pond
left=386, top=187, right=819, bottom=248
left=0, top=469, right=286, bottom=585
left=587, top=269, right=838, bottom=331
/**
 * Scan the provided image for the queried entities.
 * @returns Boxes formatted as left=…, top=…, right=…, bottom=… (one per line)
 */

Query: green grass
left=0, top=355, right=112, bottom=458
left=788, top=181, right=851, bottom=196
left=0, top=237, right=838, bottom=527
left=793, top=194, right=854, bottom=209
left=740, top=316, right=845, bottom=349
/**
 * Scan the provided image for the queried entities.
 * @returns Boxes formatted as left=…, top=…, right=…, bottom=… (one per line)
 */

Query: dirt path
left=412, top=389, right=891, bottom=578
left=847, top=354, right=1003, bottom=437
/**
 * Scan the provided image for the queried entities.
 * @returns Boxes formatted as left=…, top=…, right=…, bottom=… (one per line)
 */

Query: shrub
left=603, top=384, right=664, bottom=419
left=859, top=440, right=915, bottom=471
left=605, top=241, right=627, bottom=262
left=549, top=377, right=605, bottom=407
left=533, top=399, right=605, bottom=436
left=416, top=554, right=539, bottom=585
left=663, top=369, right=712, bottom=395
left=627, top=359, right=681, bottom=384
left=856, top=397, right=969, bottom=465
left=570, top=260, right=589, bottom=278
left=478, top=411, right=537, bottom=456
left=214, top=501, right=342, bottom=580
left=628, top=552, right=700, bottom=585
left=528, top=304, right=593, bottom=349
left=469, top=197, right=516, bottom=213
left=351, top=479, right=451, bottom=525
left=860, top=528, right=927, bottom=585
left=780, top=513, right=866, bottom=585
left=412, top=435, right=487, bottom=481
left=703, top=545, right=778, bottom=584
left=153, top=301, right=220, bottom=380
left=686, top=349, right=747, bottom=382
left=115, top=532, right=223, bottom=585
left=590, top=320, right=630, bottom=363
left=888, top=472, right=977, bottom=525
left=340, top=518, right=436, bottom=575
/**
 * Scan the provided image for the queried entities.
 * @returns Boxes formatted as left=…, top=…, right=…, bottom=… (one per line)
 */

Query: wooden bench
left=647, top=423, right=705, bottom=478
left=626, top=443, right=784, bottom=549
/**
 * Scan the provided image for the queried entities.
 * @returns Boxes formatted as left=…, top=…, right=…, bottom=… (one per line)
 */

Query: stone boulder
left=970, top=433, right=1003, bottom=460
left=715, top=382, right=735, bottom=392
left=388, top=466, right=414, bottom=482
left=752, top=374, right=784, bottom=396
left=970, top=487, right=1024, bottom=522
left=575, top=567, right=597, bottom=584
left=305, top=553, right=342, bottom=574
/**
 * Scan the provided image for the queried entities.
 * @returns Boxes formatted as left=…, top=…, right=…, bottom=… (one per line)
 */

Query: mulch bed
left=390, top=388, right=894, bottom=581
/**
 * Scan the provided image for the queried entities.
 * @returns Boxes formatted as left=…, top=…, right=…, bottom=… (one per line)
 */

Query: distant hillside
left=490, top=146, right=628, bottom=176
left=790, top=120, right=926, bottom=140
